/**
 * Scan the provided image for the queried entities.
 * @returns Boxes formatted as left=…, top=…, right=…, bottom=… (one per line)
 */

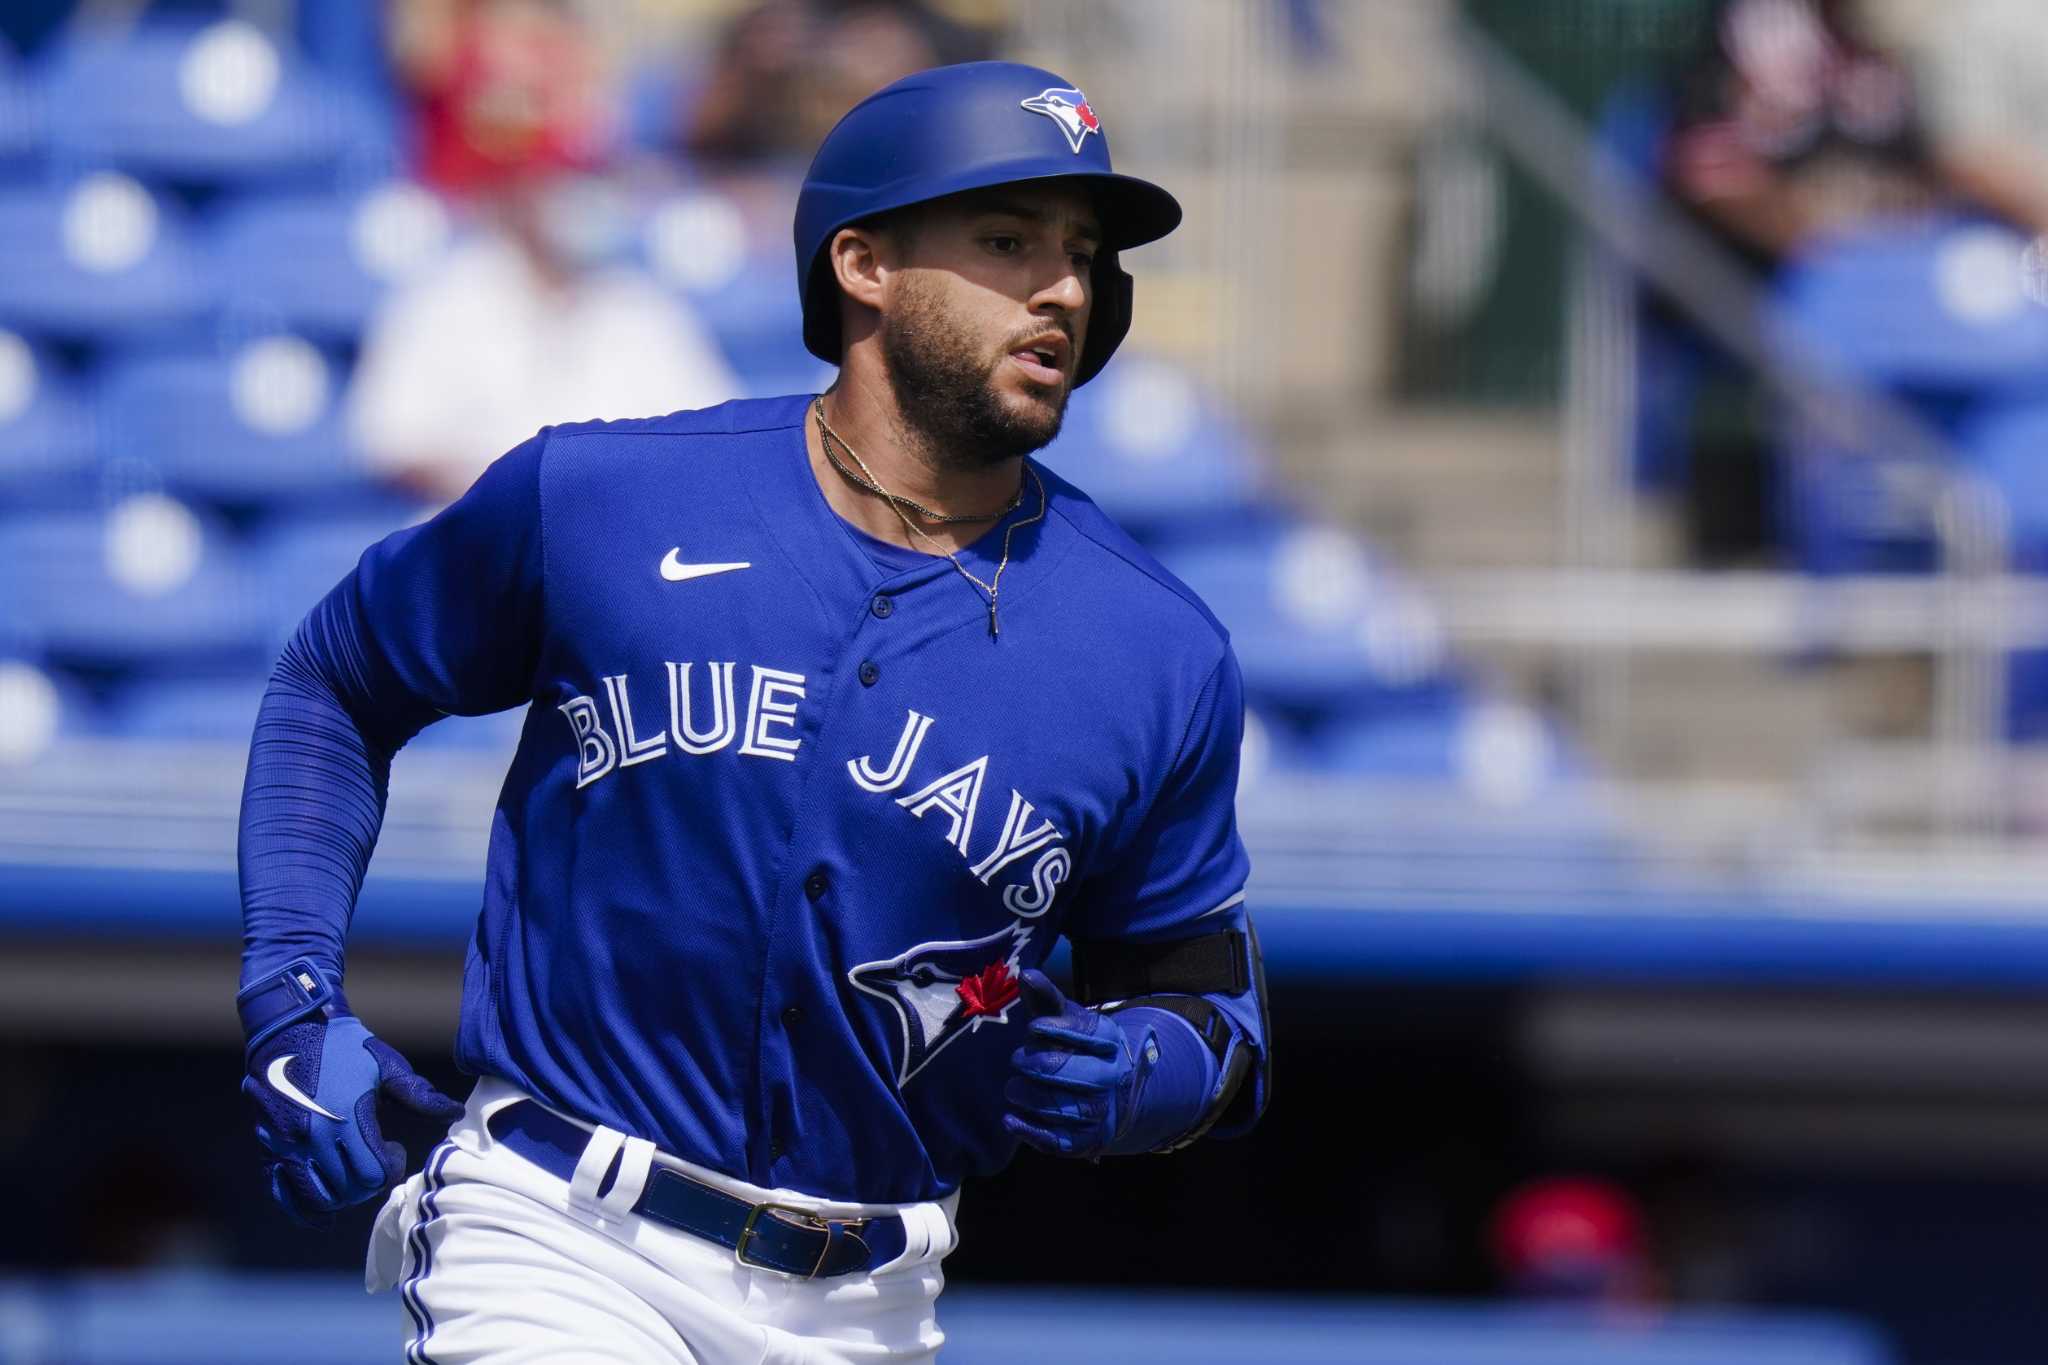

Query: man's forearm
left=238, top=597, right=407, bottom=986
left=1937, top=143, right=2048, bottom=240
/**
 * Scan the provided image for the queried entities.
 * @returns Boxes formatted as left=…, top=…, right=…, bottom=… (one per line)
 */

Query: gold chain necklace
left=815, top=402, right=1022, bottom=524
left=813, top=398, right=1046, bottom=639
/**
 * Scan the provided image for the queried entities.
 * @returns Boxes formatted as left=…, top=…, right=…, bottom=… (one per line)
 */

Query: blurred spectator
left=1644, top=0, right=2042, bottom=564
left=1489, top=1175, right=1662, bottom=1307
left=1662, top=0, right=2048, bottom=270
left=1899, top=0, right=2048, bottom=239
left=352, top=0, right=736, bottom=500
left=681, top=0, right=989, bottom=167
left=346, top=179, right=739, bottom=501
left=389, top=0, right=611, bottom=198
left=1664, top=0, right=1954, bottom=266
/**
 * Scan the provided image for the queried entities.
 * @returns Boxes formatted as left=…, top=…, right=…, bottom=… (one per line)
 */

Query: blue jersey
left=239, top=394, right=1266, bottom=1203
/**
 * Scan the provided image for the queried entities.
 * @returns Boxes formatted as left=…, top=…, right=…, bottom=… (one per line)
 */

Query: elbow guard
left=1071, top=913, right=1271, bottom=1148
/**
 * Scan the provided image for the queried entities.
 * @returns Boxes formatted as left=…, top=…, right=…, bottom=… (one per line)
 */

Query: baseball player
left=236, top=61, right=1270, bottom=1362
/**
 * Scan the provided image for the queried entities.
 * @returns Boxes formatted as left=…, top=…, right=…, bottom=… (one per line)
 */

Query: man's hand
left=239, top=963, right=462, bottom=1227
left=1003, top=969, right=1159, bottom=1159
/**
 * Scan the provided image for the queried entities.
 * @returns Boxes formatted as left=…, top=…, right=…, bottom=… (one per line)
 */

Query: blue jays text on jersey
left=238, top=393, right=1270, bottom=1204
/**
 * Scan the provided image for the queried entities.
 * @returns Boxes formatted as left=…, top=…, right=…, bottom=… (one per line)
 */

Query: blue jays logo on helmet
left=850, top=921, right=1037, bottom=1087
left=1020, top=86, right=1101, bottom=154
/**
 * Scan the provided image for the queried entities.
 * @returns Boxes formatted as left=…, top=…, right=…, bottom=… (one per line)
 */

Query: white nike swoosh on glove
left=268, top=1054, right=344, bottom=1120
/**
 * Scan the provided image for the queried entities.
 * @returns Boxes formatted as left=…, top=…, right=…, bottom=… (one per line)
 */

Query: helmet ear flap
left=802, top=252, right=842, bottom=371
left=1075, top=255, right=1132, bottom=387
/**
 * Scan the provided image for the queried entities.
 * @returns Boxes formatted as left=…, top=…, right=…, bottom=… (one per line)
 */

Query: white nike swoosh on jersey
left=660, top=550, right=751, bottom=582
left=267, top=1055, right=344, bottom=1121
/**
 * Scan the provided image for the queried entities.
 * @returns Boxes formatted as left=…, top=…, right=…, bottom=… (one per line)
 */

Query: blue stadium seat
left=0, top=656, right=102, bottom=763
left=1772, top=421, right=1941, bottom=576
left=210, top=181, right=453, bottom=340
left=1769, top=213, right=2048, bottom=581
left=1305, top=690, right=1581, bottom=793
left=1042, top=355, right=1265, bottom=542
left=97, top=334, right=367, bottom=507
left=0, top=495, right=266, bottom=668
left=0, top=173, right=212, bottom=340
left=1771, top=216, right=2048, bottom=402
left=1263, top=696, right=1625, bottom=895
left=246, top=506, right=422, bottom=646
left=639, top=187, right=832, bottom=398
left=105, top=673, right=270, bottom=741
left=0, top=46, right=42, bottom=173
left=41, top=17, right=390, bottom=185
left=1963, top=401, right=2048, bottom=554
left=0, top=328, right=96, bottom=506
left=1302, top=690, right=1478, bottom=780
left=715, top=318, right=837, bottom=399
left=1157, top=524, right=1455, bottom=713
left=1763, top=216, right=2048, bottom=575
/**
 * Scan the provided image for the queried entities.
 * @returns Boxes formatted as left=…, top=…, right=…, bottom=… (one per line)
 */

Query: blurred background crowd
left=8, top=0, right=2048, bottom=1362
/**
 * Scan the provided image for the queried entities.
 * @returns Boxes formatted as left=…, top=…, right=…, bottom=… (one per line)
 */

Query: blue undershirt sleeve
left=237, top=432, right=549, bottom=990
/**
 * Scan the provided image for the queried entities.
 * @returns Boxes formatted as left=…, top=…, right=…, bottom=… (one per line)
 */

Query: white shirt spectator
left=348, top=229, right=738, bottom=500
left=1880, top=0, right=2048, bottom=238
left=1903, top=0, right=2048, bottom=153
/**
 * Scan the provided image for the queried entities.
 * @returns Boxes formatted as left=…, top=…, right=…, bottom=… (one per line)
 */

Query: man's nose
left=1034, top=266, right=1087, bottom=318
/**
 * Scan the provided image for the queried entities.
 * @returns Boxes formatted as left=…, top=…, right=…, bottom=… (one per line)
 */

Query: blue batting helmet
left=793, top=61, right=1182, bottom=386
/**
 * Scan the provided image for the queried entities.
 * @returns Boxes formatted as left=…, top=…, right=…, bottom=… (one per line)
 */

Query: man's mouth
left=1008, top=334, right=1071, bottom=385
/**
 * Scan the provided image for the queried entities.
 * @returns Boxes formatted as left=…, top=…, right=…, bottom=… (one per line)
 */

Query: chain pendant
left=813, top=400, right=1041, bottom=645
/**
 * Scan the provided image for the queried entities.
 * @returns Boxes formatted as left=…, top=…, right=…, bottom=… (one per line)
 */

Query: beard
left=879, top=276, right=1071, bottom=471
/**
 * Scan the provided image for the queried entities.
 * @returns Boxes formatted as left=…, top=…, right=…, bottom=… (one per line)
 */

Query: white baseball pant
left=366, top=1077, right=958, bottom=1363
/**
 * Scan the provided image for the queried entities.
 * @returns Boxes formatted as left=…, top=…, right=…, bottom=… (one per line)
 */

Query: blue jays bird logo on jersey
left=850, top=921, right=1037, bottom=1087
left=1020, top=86, right=1100, bottom=153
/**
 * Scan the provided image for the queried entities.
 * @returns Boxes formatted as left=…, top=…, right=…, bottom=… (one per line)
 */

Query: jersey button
left=858, top=660, right=879, bottom=687
left=804, top=871, right=829, bottom=900
left=871, top=594, right=894, bottom=619
left=782, top=1005, right=804, bottom=1028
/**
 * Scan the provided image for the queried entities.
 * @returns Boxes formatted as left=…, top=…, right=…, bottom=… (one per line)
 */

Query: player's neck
left=808, top=377, right=1025, bottom=556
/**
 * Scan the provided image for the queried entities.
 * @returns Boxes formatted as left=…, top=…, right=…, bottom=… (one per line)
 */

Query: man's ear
left=829, top=223, right=892, bottom=314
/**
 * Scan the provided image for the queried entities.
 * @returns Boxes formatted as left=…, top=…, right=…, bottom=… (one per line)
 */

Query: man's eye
left=986, top=236, right=1021, bottom=254
left=1070, top=252, right=1095, bottom=271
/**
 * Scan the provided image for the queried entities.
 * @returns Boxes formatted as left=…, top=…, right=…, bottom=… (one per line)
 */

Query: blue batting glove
left=238, top=960, right=462, bottom=1228
left=1003, top=969, right=1159, bottom=1159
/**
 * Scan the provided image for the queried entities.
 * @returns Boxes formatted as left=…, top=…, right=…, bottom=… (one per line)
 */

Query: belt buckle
left=736, top=1201, right=851, bottom=1280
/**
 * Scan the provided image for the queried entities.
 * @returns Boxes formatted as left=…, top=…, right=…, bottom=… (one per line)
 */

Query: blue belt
left=485, top=1100, right=908, bottom=1279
